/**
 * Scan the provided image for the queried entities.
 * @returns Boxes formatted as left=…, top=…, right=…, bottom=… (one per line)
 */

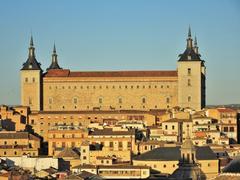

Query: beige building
left=28, top=110, right=156, bottom=142
left=207, top=108, right=238, bottom=143
left=72, top=164, right=150, bottom=179
left=0, top=131, right=40, bottom=157
left=20, top=28, right=206, bottom=112
left=48, top=126, right=136, bottom=162
left=133, top=144, right=218, bottom=179
left=0, top=105, right=28, bottom=131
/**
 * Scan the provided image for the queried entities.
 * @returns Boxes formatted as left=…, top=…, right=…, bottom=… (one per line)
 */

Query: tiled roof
left=163, top=118, right=192, bottom=123
left=133, top=146, right=217, bottom=161
left=0, top=132, right=39, bottom=140
left=56, top=147, right=80, bottom=158
left=217, top=108, right=236, bottom=113
left=21, top=56, right=42, bottom=70
left=44, top=69, right=178, bottom=78
left=223, top=158, right=240, bottom=173
left=89, top=128, right=135, bottom=136
left=178, top=48, right=201, bottom=61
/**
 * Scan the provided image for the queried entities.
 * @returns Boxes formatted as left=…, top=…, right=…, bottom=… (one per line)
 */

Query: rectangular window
left=223, top=127, right=228, bottom=132
left=229, top=127, right=234, bottom=132
left=165, top=125, right=168, bottom=130
left=188, top=68, right=191, bottom=75
left=119, top=142, right=123, bottom=148
left=109, top=142, right=113, bottom=147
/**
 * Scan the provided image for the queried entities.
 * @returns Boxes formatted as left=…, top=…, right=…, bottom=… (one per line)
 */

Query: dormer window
left=187, top=55, right=191, bottom=60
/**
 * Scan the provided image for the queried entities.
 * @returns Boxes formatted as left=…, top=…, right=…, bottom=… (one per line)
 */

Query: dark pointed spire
left=193, top=36, right=199, bottom=54
left=188, top=26, right=192, bottom=38
left=53, top=43, right=56, bottom=54
left=187, top=26, right=193, bottom=49
left=21, top=35, right=42, bottom=70
left=30, top=35, right=34, bottom=47
left=178, top=27, right=201, bottom=61
left=47, top=43, right=62, bottom=71
left=194, top=36, right=197, bottom=46
left=28, top=35, right=35, bottom=58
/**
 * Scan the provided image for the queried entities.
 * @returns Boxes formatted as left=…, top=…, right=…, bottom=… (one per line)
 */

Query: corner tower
left=177, top=27, right=206, bottom=111
left=20, top=36, right=43, bottom=111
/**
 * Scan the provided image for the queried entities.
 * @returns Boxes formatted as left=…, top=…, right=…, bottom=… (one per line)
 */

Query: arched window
left=188, top=96, right=191, bottom=102
left=142, top=97, right=146, bottom=104
left=188, top=79, right=191, bottom=86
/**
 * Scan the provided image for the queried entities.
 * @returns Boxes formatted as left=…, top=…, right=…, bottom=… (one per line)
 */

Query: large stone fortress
left=20, top=28, right=206, bottom=112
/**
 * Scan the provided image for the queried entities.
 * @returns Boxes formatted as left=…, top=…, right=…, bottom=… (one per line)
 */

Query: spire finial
left=53, top=43, right=56, bottom=54
left=186, top=26, right=193, bottom=49
left=29, top=35, right=35, bottom=57
left=193, top=35, right=199, bottom=54
left=194, top=36, right=197, bottom=46
left=30, top=35, right=34, bottom=47
left=188, top=25, right=191, bottom=38
left=47, top=42, right=62, bottom=71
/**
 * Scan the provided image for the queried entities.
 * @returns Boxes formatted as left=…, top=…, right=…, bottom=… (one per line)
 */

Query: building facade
left=20, top=28, right=206, bottom=112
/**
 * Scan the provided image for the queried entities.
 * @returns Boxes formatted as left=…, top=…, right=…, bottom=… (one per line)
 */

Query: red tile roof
left=217, top=108, right=236, bottom=113
left=44, top=69, right=178, bottom=78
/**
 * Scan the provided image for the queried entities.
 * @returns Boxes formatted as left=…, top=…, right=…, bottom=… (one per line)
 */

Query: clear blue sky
left=0, top=0, right=239, bottom=105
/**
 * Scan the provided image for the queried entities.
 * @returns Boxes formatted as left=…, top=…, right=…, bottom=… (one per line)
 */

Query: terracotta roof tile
left=89, top=128, right=135, bottom=136
left=217, top=108, right=236, bottom=113
left=44, top=69, right=178, bottom=78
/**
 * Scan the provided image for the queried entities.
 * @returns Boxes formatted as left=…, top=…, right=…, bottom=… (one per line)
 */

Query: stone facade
left=20, top=29, right=206, bottom=112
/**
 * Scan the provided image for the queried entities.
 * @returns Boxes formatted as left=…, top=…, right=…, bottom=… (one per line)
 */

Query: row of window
left=223, top=127, right=235, bottom=132
left=48, top=84, right=173, bottom=90
left=49, top=97, right=172, bottom=105
left=52, top=141, right=131, bottom=148
left=24, top=77, right=36, bottom=83
left=55, top=104, right=171, bottom=110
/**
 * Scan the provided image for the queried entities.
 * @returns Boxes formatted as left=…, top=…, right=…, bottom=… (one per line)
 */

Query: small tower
left=177, top=27, right=206, bottom=111
left=47, top=44, right=62, bottom=71
left=80, top=141, right=90, bottom=165
left=20, top=36, right=43, bottom=111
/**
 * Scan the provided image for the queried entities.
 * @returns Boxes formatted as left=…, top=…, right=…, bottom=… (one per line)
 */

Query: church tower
left=20, top=36, right=43, bottom=111
left=177, top=27, right=206, bottom=111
